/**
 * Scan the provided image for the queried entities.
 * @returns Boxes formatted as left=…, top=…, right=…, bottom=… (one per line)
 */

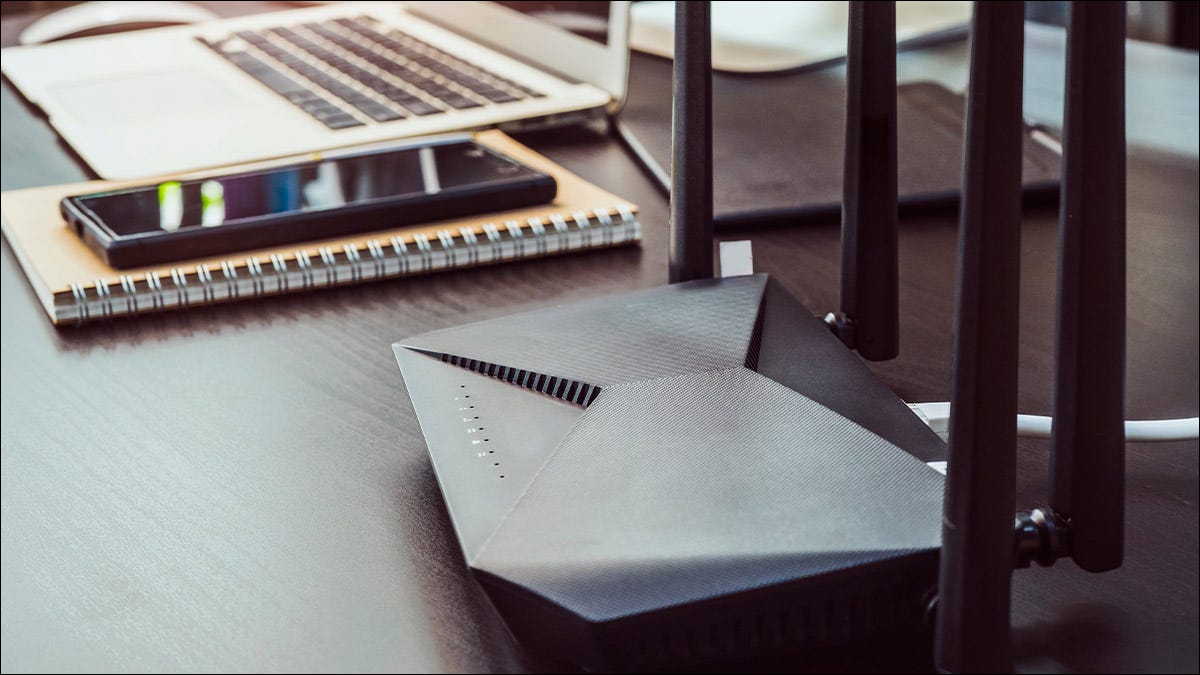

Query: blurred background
left=3, top=1, right=1197, bottom=50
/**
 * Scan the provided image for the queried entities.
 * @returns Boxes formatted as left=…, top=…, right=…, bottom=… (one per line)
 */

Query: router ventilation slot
left=407, top=347, right=602, bottom=407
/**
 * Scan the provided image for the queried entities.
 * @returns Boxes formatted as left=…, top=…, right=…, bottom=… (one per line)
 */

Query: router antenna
left=1050, top=1, right=1127, bottom=573
left=840, top=0, right=899, bottom=361
left=668, top=0, right=713, bottom=284
left=935, top=2, right=1025, bottom=672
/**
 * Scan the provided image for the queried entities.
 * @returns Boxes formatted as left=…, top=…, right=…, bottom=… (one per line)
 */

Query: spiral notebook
left=1, top=131, right=641, bottom=326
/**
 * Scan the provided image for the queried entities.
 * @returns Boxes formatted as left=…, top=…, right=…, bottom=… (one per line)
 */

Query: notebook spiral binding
left=61, top=206, right=640, bottom=324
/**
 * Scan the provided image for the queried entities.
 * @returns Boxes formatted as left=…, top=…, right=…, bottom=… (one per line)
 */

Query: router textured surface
left=394, top=275, right=946, bottom=669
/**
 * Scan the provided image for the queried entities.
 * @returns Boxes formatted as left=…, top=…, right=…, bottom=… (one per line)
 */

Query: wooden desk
left=2, top=6, right=1196, bottom=672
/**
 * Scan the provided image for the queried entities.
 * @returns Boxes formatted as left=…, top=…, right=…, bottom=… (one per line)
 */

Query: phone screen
left=77, top=140, right=537, bottom=237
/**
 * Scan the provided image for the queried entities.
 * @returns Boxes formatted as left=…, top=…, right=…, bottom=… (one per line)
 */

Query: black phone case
left=61, top=151, right=558, bottom=269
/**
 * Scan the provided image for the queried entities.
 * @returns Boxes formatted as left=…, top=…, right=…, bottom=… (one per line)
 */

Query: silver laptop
left=1, top=1, right=631, bottom=179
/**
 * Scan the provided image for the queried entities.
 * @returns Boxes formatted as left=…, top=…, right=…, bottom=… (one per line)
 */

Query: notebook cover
left=0, top=130, right=638, bottom=325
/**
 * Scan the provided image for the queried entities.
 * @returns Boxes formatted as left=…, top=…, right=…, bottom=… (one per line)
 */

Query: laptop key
left=304, top=100, right=342, bottom=115
left=251, top=67, right=309, bottom=96
left=357, top=102, right=406, bottom=122
left=399, top=100, right=444, bottom=116
left=286, top=91, right=326, bottom=107
left=479, top=89, right=521, bottom=104
left=234, top=30, right=272, bottom=47
left=321, top=114, right=365, bottom=130
left=381, top=89, right=429, bottom=109
left=442, top=95, right=483, bottom=110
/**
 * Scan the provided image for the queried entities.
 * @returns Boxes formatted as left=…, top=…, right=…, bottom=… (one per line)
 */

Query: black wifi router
left=393, top=274, right=946, bottom=670
left=394, top=1, right=1129, bottom=671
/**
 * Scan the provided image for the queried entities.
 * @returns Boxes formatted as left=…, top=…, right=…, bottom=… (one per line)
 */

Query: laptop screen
left=494, top=2, right=612, bottom=45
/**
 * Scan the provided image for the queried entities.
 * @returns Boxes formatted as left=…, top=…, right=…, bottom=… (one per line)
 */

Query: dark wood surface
left=2, top=5, right=1196, bottom=673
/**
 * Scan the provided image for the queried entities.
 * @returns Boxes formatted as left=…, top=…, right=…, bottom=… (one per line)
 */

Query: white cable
left=1126, top=418, right=1200, bottom=442
left=907, top=402, right=1199, bottom=443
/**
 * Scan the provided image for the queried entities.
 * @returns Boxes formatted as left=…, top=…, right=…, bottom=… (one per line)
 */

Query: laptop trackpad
left=51, top=69, right=242, bottom=125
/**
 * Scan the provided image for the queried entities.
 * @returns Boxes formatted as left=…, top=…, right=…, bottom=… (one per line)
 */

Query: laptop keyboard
left=204, top=16, right=545, bottom=130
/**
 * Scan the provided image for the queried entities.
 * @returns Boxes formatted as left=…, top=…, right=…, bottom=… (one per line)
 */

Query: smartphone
left=61, top=137, right=558, bottom=269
